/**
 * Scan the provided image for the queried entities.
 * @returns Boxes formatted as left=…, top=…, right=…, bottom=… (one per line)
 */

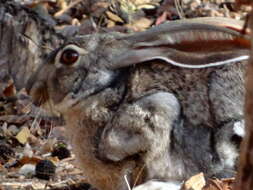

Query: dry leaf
left=137, top=4, right=156, bottom=9
left=107, top=20, right=116, bottom=28
left=0, top=115, right=31, bottom=124
left=183, top=173, right=206, bottom=190
left=203, top=178, right=234, bottom=190
left=155, top=11, right=168, bottom=25
left=19, top=156, right=41, bottom=166
left=106, top=11, right=124, bottom=23
left=49, top=156, right=60, bottom=165
left=40, top=138, right=57, bottom=154
left=2, top=82, right=16, bottom=97
left=126, top=17, right=153, bottom=31
left=0, top=77, right=16, bottom=98
left=23, top=143, right=34, bottom=158
left=16, top=127, right=31, bottom=144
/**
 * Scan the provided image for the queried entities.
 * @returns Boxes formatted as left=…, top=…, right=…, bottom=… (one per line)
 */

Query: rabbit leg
left=99, top=92, right=180, bottom=161
left=98, top=92, right=185, bottom=184
left=214, top=119, right=245, bottom=178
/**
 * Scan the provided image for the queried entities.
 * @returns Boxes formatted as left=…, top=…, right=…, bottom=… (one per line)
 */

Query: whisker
left=20, top=33, right=54, bottom=51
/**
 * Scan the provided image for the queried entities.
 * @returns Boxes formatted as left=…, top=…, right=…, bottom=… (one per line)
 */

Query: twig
left=210, top=179, right=223, bottom=190
left=54, top=0, right=83, bottom=17
left=174, top=0, right=185, bottom=19
left=124, top=174, right=132, bottom=190
left=133, top=164, right=146, bottom=188
left=21, top=34, right=53, bottom=51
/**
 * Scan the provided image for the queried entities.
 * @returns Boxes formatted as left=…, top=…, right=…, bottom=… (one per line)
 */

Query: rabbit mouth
left=58, top=70, right=127, bottom=108
left=51, top=75, right=127, bottom=116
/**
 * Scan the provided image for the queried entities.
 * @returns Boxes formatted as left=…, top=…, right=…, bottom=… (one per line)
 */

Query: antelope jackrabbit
left=27, top=17, right=249, bottom=190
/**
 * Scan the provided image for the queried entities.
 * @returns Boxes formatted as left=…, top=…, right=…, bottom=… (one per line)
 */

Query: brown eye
left=60, top=49, right=79, bottom=65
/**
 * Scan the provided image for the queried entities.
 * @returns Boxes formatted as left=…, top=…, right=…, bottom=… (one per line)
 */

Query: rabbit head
left=26, top=17, right=250, bottom=190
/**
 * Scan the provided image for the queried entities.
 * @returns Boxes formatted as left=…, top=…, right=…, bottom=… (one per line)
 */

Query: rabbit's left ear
left=108, top=22, right=250, bottom=69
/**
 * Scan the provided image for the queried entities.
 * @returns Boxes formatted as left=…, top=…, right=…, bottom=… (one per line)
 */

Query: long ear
left=107, top=19, right=250, bottom=69
left=164, top=17, right=249, bottom=33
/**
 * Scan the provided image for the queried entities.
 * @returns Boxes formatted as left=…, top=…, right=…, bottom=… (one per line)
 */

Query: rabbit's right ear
left=163, top=17, right=249, bottom=33
left=106, top=20, right=250, bottom=70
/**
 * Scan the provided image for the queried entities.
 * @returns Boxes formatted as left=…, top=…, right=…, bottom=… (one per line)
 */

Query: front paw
left=98, top=126, right=147, bottom=161
left=98, top=92, right=180, bottom=162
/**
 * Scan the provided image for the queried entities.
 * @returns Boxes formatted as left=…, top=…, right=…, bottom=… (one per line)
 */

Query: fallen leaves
left=182, top=173, right=235, bottom=190
left=106, top=11, right=124, bottom=23
left=126, top=17, right=153, bottom=31
left=183, top=173, right=206, bottom=190
left=0, top=74, right=76, bottom=189
left=16, top=127, right=31, bottom=145
left=203, top=178, right=235, bottom=190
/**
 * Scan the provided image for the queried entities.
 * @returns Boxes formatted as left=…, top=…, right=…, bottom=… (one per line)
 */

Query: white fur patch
left=233, top=120, right=245, bottom=137
left=217, top=141, right=238, bottom=168
left=133, top=181, right=182, bottom=190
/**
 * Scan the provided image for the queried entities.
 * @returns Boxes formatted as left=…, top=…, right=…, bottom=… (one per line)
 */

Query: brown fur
left=63, top=91, right=145, bottom=190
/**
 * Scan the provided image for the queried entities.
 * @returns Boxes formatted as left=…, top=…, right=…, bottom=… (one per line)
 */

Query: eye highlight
left=60, top=49, right=79, bottom=65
